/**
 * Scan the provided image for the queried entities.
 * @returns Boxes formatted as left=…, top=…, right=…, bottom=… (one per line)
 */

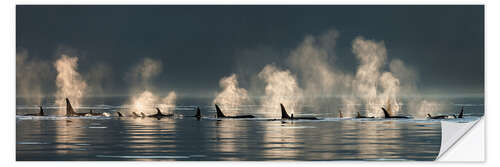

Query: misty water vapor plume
left=213, top=74, right=250, bottom=115
left=287, top=30, right=356, bottom=116
left=127, top=58, right=177, bottom=114
left=351, top=36, right=400, bottom=117
left=258, top=64, right=303, bottom=118
left=54, top=54, right=88, bottom=113
left=236, top=29, right=442, bottom=118
left=16, top=50, right=51, bottom=105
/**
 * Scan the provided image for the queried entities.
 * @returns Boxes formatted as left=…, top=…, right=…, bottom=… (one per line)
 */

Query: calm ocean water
left=16, top=97, right=483, bottom=161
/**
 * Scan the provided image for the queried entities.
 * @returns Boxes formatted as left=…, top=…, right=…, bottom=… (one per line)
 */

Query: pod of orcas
left=19, top=98, right=466, bottom=120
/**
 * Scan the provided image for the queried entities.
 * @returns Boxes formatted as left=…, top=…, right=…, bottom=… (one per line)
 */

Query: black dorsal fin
left=215, top=104, right=225, bottom=118
left=338, top=110, right=343, bottom=118
left=357, top=112, right=361, bottom=118
left=39, top=106, right=44, bottom=116
left=458, top=107, right=464, bottom=118
left=132, top=112, right=140, bottom=117
left=280, top=103, right=290, bottom=119
left=382, top=107, right=391, bottom=118
left=195, top=107, right=201, bottom=117
left=156, top=108, right=162, bottom=115
left=117, top=112, right=123, bottom=117
left=66, top=98, right=76, bottom=116
left=427, top=114, right=432, bottom=118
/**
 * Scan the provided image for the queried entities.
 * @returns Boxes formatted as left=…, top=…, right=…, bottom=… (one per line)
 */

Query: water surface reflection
left=17, top=116, right=442, bottom=161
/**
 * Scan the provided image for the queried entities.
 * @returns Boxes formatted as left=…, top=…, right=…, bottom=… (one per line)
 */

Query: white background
left=1, top=0, right=496, bottom=166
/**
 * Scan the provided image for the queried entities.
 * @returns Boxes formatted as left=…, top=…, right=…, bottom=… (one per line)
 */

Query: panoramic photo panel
left=16, top=5, right=484, bottom=161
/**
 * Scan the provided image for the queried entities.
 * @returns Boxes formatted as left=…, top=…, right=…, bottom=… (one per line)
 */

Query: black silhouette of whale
left=147, top=108, right=174, bottom=119
left=280, top=104, right=319, bottom=120
left=65, top=98, right=88, bottom=116
left=427, top=106, right=465, bottom=119
left=356, top=112, right=374, bottom=118
left=215, top=104, right=254, bottom=118
left=381, top=107, right=410, bottom=119
left=427, top=114, right=455, bottom=119
left=184, top=107, right=201, bottom=119
left=23, top=106, right=45, bottom=116
left=117, top=111, right=145, bottom=118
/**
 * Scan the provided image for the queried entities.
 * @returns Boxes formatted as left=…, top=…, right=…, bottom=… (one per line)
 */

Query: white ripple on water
left=17, top=141, right=49, bottom=145
left=96, top=155, right=191, bottom=159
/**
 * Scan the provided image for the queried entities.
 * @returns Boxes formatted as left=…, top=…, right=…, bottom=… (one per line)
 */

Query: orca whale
left=427, top=107, right=464, bottom=119
left=65, top=98, right=87, bottom=116
left=147, top=108, right=174, bottom=119
left=195, top=107, right=201, bottom=119
left=215, top=104, right=254, bottom=118
left=381, top=107, right=410, bottom=119
left=130, top=112, right=142, bottom=117
left=85, top=109, right=110, bottom=116
left=458, top=107, right=464, bottom=118
left=280, top=104, right=319, bottom=120
left=356, top=112, right=374, bottom=118
left=117, top=111, right=143, bottom=118
left=338, top=110, right=343, bottom=118
left=184, top=107, right=202, bottom=119
left=426, top=113, right=456, bottom=119
left=23, top=106, right=45, bottom=116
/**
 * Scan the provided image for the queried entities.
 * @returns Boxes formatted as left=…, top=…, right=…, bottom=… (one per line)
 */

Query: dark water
left=16, top=97, right=483, bottom=161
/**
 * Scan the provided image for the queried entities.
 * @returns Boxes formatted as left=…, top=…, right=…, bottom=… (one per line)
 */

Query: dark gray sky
left=16, top=5, right=484, bottom=97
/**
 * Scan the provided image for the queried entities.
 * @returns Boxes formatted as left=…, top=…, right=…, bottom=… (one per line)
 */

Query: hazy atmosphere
left=16, top=5, right=484, bottom=161
left=17, top=5, right=484, bottom=99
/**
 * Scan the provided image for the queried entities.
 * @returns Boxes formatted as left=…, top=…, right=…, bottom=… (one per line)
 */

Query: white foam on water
left=280, top=126, right=316, bottom=129
left=88, top=126, right=107, bottom=129
left=96, top=155, right=190, bottom=159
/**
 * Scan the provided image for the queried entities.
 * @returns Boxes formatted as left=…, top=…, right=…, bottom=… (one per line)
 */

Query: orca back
left=280, top=104, right=290, bottom=119
left=132, top=112, right=140, bottom=117
left=458, top=107, right=464, bottom=118
left=66, top=98, right=77, bottom=116
left=155, top=108, right=163, bottom=116
left=382, top=107, right=391, bottom=118
left=195, top=107, right=201, bottom=118
left=215, top=104, right=225, bottom=118
left=39, top=106, right=44, bottom=116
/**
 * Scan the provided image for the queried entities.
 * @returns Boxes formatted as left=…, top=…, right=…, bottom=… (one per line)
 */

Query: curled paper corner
left=437, top=117, right=483, bottom=161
